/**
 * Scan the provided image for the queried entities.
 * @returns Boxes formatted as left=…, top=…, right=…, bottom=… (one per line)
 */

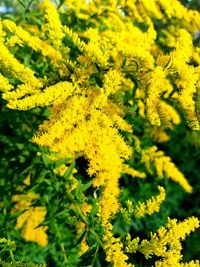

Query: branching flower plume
left=0, top=0, right=200, bottom=266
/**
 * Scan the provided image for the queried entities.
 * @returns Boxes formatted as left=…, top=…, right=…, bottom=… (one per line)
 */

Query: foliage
left=0, top=0, right=200, bottom=266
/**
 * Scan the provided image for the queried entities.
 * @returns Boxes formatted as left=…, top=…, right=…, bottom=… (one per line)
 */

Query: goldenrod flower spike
left=170, top=30, right=200, bottom=130
left=3, top=20, right=65, bottom=66
left=120, top=186, right=166, bottom=223
left=139, top=217, right=199, bottom=266
left=103, top=223, right=134, bottom=267
left=158, top=101, right=181, bottom=128
left=16, top=207, right=48, bottom=247
left=7, top=81, right=75, bottom=110
left=40, top=0, right=64, bottom=47
left=134, top=186, right=166, bottom=218
left=159, top=0, right=200, bottom=29
left=0, top=1, right=199, bottom=265
left=0, top=42, right=42, bottom=88
left=121, top=0, right=200, bottom=32
left=142, top=146, right=193, bottom=193
left=0, top=73, right=13, bottom=92
left=123, top=165, right=146, bottom=179
left=126, top=216, right=200, bottom=266
left=12, top=192, right=48, bottom=247
left=146, top=66, right=172, bottom=126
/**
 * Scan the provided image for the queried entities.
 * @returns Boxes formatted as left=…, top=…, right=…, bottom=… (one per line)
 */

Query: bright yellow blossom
left=139, top=217, right=199, bottom=266
left=0, top=42, right=42, bottom=88
left=142, top=146, right=192, bottom=193
left=40, top=0, right=64, bottom=47
left=134, top=186, right=166, bottom=218
left=0, top=0, right=199, bottom=265
left=16, top=207, right=48, bottom=247
left=0, top=73, right=13, bottom=92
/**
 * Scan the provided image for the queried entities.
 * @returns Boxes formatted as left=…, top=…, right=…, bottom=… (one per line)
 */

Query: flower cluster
left=0, top=0, right=199, bottom=266
left=126, top=217, right=200, bottom=267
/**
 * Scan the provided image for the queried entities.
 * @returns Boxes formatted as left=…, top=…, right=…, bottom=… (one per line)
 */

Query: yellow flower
left=3, top=19, right=65, bottom=66
left=152, top=128, right=170, bottom=143
left=0, top=42, right=42, bottom=88
left=123, top=165, right=146, bottom=179
left=12, top=192, right=48, bottom=247
left=7, top=81, right=75, bottom=109
left=146, top=66, right=173, bottom=126
left=16, top=207, right=48, bottom=247
left=11, top=192, right=39, bottom=213
left=0, top=73, right=13, bottom=92
left=139, top=217, right=199, bottom=265
left=40, top=0, right=64, bottom=47
left=134, top=186, right=166, bottom=218
left=103, top=223, right=133, bottom=267
left=170, top=30, right=199, bottom=130
left=142, top=146, right=192, bottom=193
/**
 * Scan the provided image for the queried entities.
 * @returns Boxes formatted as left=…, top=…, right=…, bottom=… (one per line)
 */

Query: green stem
left=90, top=229, right=103, bottom=247
left=9, top=249, right=15, bottom=263
left=18, top=0, right=26, bottom=8
left=168, top=87, right=178, bottom=98
left=54, top=221, right=69, bottom=266
left=65, top=191, right=103, bottom=247
left=25, top=0, right=34, bottom=12
left=91, top=244, right=100, bottom=266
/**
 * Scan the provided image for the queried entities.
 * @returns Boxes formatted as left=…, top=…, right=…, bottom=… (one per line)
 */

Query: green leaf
left=63, top=161, right=75, bottom=180
left=54, top=157, right=72, bottom=169
left=41, top=155, right=52, bottom=168
left=80, top=243, right=99, bottom=266
left=81, top=181, right=92, bottom=192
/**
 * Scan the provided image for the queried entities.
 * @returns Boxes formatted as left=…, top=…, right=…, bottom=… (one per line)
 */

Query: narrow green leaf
left=63, top=161, right=75, bottom=180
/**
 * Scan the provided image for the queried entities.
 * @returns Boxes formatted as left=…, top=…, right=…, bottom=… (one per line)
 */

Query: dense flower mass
left=0, top=0, right=200, bottom=266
